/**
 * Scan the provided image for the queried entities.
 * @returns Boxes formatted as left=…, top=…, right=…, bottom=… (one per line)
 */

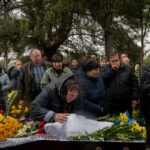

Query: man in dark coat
left=70, top=59, right=79, bottom=75
left=100, top=52, right=139, bottom=115
left=140, top=62, right=150, bottom=146
left=18, top=49, right=51, bottom=107
left=29, top=73, right=82, bottom=123
left=76, top=59, right=107, bottom=118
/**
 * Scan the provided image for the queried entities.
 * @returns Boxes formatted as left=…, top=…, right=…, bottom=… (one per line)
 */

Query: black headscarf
left=61, top=79, right=79, bottom=97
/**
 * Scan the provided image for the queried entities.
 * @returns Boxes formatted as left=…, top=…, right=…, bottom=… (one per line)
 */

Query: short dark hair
left=51, top=54, right=63, bottom=62
left=109, top=52, right=120, bottom=59
left=83, top=59, right=100, bottom=73
left=90, top=52, right=97, bottom=56
left=101, top=56, right=109, bottom=62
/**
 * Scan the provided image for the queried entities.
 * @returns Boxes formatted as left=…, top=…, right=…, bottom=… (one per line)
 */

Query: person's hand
left=54, top=113, right=70, bottom=123
left=17, top=66, right=21, bottom=69
left=111, top=64, right=119, bottom=71
left=132, top=100, right=138, bottom=108
left=19, top=100, right=24, bottom=106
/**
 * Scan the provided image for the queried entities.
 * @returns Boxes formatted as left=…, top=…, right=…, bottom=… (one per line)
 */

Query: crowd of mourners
left=0, top=48, right=150, bottom=144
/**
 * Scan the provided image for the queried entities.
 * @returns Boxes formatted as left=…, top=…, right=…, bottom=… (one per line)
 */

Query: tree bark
left=103, top=16, right=113, bottom=56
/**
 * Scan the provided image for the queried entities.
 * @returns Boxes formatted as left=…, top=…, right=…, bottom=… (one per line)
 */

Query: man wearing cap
left=41, top=54, right=72, bottom=88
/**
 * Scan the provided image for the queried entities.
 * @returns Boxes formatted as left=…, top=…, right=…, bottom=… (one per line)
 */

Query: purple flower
left=23, top=118, right=33, bottom=124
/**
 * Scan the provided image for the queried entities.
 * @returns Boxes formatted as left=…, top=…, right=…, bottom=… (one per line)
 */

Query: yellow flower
left=16, top=109, right=21, bottom=114
left=11, top=110, right=16, bottom=114
left=8, top=91, right=15, bottom=98
left=0, top=114, right=3, bottom=121
left=119, top=112, right=128, bottom=123
left=18, top=105, right=23, bottom=109
left=120, top=122, right=124, bottom=126
left=140, top=127, right=146, bottom=138
left=25, top=107, right=28, bottom=113
left=0, top=116, right=23, bottom=141
left=0, top=136, right=5, bottom=141
left=11, top=105, right=16, bottom=110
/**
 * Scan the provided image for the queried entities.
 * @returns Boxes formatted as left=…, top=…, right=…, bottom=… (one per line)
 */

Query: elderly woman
left=30, top=73, right=82, bottom=123
left=76, top=59, right=107, bottom=118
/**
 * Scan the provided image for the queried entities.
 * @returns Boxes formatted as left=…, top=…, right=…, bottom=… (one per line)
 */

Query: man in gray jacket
left=29, top=73, right=82, bottom=123
left=41, top=54, right=72, bottom=89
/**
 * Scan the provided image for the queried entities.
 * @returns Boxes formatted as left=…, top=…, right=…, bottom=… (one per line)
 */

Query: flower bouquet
left=6, top=90, right=29, bottom=122
left=15, top=121, right=46, bottom=137
left=0, top=116, right=23, bottom=141
left=69, top=112, right=146, bottom=142
left=9, top=104, right=28, bottom=121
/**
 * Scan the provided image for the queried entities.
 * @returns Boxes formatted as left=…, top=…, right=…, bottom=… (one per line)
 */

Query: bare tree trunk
left=104, top=16, right=113, bottom=56
left=4, top=50, right=8, bottom=69
left=140, top=35, right=144, bottom=74
left=104, top=30, right=113, bottom=56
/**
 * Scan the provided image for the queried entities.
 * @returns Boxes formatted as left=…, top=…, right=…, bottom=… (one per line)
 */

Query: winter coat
left=29, top=73, right=83, bottom=122
left=41, top=66, right=72, bottom=88
left=140, top=63, right=150, bottom=123
left=17, top=61, right=51, bottom=106
left=75, top=69, right=107, bottom=118
left=70, top=67, right=79, bottom=75
left=11, top=68, right=20, bottom=90
left=0, top=69, right=11, bottom=110
left=100, top=63, right=139, bottom=114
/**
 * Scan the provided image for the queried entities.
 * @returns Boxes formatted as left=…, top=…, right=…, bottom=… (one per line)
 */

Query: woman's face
left=86, top=68, right=100, bottom=78
left=66, top=90, right=79, bottom=103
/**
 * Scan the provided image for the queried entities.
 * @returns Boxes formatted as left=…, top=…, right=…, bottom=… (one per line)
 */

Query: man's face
left=31, top=51, right=42, bottom=65
left=82, top=56, right=87, bottom=62
left=53, top=62, right=63, bottom=70
left=122, top=58, right=130, bottom=65
left=64, top=59, right=69, bottom=65
left=66, top=90, right=79, bottom=103
left=16, top=61, right=22, bottom=69
left=110, top=55, right=120, bottom=70
left=87, top=68, right=100, bottom=78
left=72, top=60, right=78, bottom=67
left=91, top=55, right=97, bottom=59
left=100, top=60, right=109, bottom=67
left=121, top=54, right=127, bottom=61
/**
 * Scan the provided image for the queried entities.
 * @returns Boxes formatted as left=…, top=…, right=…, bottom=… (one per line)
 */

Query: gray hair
left=30, top=48, right=41, bottom=56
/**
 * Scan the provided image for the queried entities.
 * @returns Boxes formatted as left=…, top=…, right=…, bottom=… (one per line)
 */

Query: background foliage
left=0, top=0, right=150, bottom=69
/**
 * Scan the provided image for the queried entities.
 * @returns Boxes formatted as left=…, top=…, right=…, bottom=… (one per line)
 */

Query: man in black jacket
left=140, top=62, right=150, bottom=146
left=100, top=52, right=139, bottom=115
